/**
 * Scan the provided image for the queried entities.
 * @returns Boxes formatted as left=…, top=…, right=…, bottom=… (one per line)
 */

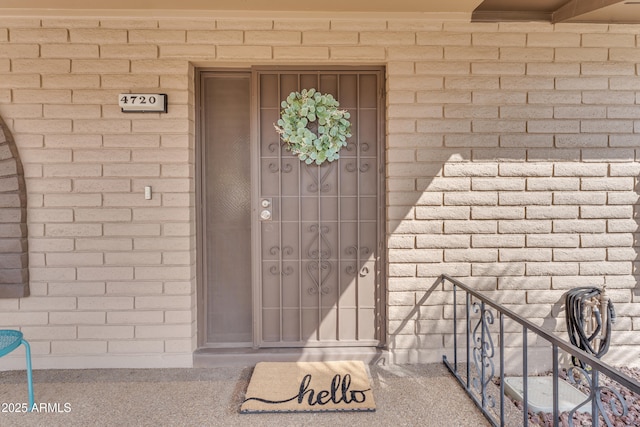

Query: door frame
left=196, top=66, right=387, bottom=350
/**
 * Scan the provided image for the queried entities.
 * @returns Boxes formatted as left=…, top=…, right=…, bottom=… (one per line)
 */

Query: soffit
left=473, top=0, right=640, bottom=23
left=0, top=0, right=638, bottom=23
left=0, top=0, right=483, bottom=14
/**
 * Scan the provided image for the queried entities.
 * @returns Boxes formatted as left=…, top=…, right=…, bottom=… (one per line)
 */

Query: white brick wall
left=0, top=13, right=638, bottom=368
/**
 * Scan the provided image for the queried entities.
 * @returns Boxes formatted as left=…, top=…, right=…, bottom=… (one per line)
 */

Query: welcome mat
left=240, top=360, right=376, bottom=413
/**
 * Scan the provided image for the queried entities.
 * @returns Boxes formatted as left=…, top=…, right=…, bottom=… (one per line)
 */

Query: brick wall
left=0, top=14, right=638, bottom=368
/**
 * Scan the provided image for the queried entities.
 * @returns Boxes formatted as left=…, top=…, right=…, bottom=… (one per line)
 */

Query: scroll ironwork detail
left=345, top=141, right=370, bottom=153
left=566, top=366, right=630, bottom=427
left=269, top=245, right=294, bottom=256
left=306, top=224, right=332, bottom=295
left=269, top=265, right=294, bottom=276
left=346, top=161, right=370, bottom=173
left=268, top=162, right=293, bottom=173
left=304, top=163, right=333, bottom=193
left=471, top=301, right=496, bottom=411
left=345, top=245, right=371, bottom=277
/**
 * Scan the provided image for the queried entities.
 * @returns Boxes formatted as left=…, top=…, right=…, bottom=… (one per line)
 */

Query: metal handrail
left=440, top=274, right=640, bottom=427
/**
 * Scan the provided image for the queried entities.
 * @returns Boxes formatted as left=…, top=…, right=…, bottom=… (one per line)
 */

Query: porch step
left=193, top=347, right=388, bottom=367
left=504, top=376, right=592, bottom=414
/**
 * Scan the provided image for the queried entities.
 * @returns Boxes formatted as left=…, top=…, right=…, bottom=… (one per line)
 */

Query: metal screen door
left=254, top=69, right=385, bottom=348
left=200, top=72, right=253, bottom=346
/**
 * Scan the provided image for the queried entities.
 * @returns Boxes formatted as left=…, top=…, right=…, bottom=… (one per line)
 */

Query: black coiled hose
left=565, top=287, right=616, bottom=368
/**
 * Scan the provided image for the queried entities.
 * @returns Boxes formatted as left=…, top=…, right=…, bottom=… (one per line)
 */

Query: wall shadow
left=388, top=143, right=640, bottom=364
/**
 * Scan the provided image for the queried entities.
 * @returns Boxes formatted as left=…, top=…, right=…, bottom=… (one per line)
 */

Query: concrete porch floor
left=0, top=363, right=490, bottom=427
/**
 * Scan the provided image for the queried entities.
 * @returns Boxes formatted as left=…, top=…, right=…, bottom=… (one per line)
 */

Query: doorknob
left=260, top=198, right=272, bottom=221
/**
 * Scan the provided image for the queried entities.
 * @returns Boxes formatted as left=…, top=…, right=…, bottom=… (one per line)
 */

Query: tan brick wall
left=0, top=13, right=638, bottom=368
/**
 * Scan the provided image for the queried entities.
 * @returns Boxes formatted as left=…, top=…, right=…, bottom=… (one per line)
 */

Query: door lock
left=260, top=198, right=272, bottom=221
left=260, top=210, right=272, bottom=220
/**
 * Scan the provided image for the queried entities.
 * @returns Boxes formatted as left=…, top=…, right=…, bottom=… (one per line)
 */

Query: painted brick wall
left=0, top=14, right=638, bottom=368
left=382, top=21, right=640, bottom=366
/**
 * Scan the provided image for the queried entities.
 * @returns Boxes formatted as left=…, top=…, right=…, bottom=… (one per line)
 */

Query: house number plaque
left=119, top=93, right=168, bottom=113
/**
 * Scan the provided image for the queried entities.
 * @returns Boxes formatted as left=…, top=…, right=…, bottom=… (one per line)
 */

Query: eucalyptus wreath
left=274, top=88, right=351, bottom=165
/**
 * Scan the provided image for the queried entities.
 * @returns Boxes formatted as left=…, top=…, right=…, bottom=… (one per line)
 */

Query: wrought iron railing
left=440, top=274, right=640, bottom=427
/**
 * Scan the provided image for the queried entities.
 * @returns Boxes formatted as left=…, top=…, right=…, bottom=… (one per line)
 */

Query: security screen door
left=201, top=68, right=384, bottom=349
left=201, top=72, right=253, bottom=345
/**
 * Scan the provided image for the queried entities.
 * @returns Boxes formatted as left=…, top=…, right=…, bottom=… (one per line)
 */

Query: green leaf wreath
left=274, top=88, right=351, bottom=165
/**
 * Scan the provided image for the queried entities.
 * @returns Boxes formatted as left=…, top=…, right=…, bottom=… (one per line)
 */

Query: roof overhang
left=473, top=0, right=640, bottom=23
left=0, top=0, right=639, bottom=23
left=0, top=0, right=484, bottom=15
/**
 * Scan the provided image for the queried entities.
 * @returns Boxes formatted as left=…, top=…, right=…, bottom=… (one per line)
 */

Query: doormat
left=240, top=361, right=376, bottom=413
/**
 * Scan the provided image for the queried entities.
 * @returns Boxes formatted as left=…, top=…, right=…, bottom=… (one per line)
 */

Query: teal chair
left=0, top=330, right=34, bottom=411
